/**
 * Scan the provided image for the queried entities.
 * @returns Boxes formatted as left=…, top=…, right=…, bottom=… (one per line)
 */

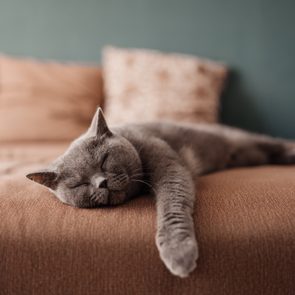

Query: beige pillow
left=103, top=46, right=228, bottom=125
left=0, top=55, right=103, bottom=142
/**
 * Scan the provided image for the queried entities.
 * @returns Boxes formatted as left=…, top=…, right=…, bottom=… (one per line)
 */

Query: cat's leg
left=253, top=139, right=295, bottom=165
left=141, top=138, right=198, bottom=278
left=222, top=126, right=295, bottom=167
left=155, top=165, right=198, bottom=278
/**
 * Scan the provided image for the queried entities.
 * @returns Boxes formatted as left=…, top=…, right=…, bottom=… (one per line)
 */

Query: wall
left=1, top=0, right=294, bottom=137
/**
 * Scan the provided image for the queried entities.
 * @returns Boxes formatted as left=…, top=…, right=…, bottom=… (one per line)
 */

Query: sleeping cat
left=26, top=108, right=295, bottom=278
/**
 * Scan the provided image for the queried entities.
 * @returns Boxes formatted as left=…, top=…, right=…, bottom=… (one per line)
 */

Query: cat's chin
left=51, top=188, right=128, bottom=208
left=108, top=191, right=128, bottom=206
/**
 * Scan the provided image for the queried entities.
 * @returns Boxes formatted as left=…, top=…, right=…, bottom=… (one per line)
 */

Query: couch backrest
left=0, top=55, right=103, bottom=142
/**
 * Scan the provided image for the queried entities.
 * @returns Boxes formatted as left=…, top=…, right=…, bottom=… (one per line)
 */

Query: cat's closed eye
left=101, top=154, right=108, bottom=170
left=69, top=182, right=90, bottom=189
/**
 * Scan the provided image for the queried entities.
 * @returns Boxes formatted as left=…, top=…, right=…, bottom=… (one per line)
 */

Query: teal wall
left=1, top=0, right=295, bottom=138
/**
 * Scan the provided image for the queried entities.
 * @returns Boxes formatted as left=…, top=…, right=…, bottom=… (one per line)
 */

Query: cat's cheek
left=50, top=188, right=70, bottom=206
left=108, top=176, right=129, bottom=192
left=90, top=189, right=109, bottom=206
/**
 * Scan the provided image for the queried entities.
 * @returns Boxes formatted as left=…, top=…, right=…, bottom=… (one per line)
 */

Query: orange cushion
left=0, top=55, right=103, bottom=142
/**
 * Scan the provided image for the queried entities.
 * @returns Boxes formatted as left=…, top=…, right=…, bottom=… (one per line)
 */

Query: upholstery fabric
left=0, top=55, right=103, bottom=142
left=103, top=46, right=228, bottom=125
left=0, top=143, right=294, bottom=295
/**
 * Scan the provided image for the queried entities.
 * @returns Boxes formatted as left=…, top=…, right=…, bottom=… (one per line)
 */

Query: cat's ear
left=86, top=107, right=112, bottom=138
left=26, top=170, right=59, bottom=190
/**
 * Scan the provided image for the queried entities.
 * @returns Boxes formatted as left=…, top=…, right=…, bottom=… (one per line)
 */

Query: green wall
left=1, top=0, right=294, bottom=138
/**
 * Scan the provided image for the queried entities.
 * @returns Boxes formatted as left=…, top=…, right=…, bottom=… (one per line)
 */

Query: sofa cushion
left=0, top=55, right=103, bottom=142
left=0, top=143, right=294, bottom=294
left=103, top=46, right=228, bottom=125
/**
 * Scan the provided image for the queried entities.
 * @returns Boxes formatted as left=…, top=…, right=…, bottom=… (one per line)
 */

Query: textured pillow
left=0, top=55, right=103, bottom=142
left=103, top=46, right=228, bottom=125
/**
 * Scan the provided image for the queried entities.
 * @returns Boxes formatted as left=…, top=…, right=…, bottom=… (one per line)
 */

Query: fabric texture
left=103, top=46, right=228, bottom=125
left=0, top=55, right=103, bottom=142
left=0, top=143, right=294, bottom=295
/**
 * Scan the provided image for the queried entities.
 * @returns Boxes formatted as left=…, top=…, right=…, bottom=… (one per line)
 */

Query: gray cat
left=27, top=108, right=295, bottom=278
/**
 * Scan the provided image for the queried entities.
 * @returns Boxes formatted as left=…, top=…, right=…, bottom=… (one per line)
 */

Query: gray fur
left=27, top=108, right=295, bottom=278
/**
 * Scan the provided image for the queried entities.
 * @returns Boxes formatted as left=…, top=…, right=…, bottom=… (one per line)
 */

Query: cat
left=26, top=108, right=295, bottom=278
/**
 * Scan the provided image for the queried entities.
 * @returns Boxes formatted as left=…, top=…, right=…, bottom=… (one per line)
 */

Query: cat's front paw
left=157, top=236, right=199, bottom=278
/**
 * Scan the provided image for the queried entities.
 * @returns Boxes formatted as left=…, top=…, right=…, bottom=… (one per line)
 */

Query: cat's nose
left=98, top=179, right=108, bottom=189
left=92, top=174, right=108, bottom=189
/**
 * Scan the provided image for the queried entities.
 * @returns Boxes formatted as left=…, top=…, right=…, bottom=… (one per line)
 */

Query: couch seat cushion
left=0, top=143, right=294, bottom=295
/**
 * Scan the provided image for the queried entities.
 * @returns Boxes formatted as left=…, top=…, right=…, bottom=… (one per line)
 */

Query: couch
left=0, top=55, right=294, bottom=295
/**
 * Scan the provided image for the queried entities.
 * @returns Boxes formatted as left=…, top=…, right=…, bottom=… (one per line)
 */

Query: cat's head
left=26, top=108, right=142, bottom=208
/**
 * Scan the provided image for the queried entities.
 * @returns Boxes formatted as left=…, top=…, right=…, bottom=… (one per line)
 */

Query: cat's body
left=27, top=109, right=295, bottom=278
left=114, top=121, right=292, bottom=176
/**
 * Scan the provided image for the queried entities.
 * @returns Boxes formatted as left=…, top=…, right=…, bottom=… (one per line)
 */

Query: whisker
left=131, top=172, right=153, bottom=178
left=106, top=172, right=117, bottom=176
left=131, top=179, right=157, bottom=195
left=115, top=174, right=127, bottom=181
left=90, top=192, right=97, bottom=202
left=130, top=173, right=145, bottom=178
left=106, top=172, right=126, bottom=180
left=133, top=167, right=153, bottom=173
